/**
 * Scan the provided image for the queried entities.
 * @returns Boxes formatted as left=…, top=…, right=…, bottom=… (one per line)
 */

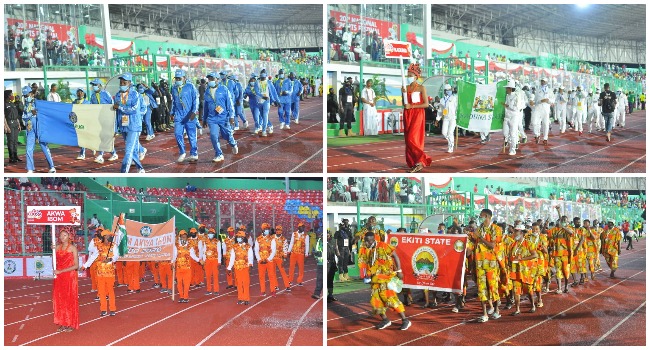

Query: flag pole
left=51, top=224, right=57, bottom=279
left=172, top=263, right=176, bottom=302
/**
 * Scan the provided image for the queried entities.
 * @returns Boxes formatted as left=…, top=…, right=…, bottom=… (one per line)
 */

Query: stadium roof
left=108, top=4, right=323, bottom=26
left=431, top=4, right=646, bottom=42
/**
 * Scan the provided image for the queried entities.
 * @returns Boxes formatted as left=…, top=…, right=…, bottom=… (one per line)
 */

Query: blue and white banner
left=35, top=100, right=116, bottom=152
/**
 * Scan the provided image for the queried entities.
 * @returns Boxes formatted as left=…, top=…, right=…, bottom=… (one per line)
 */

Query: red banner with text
left=329, top=10, right=399, bottom=41
left=26, top=206, right=82, bottom=226
left=387, top=233, right=467, bottom=293
left=6, top=18, right=77, bottom=43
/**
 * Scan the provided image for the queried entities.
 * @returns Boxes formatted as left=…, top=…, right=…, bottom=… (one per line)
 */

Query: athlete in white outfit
left=587, top=89, right=602, bottom=133
left=502, top=80, right=521, bottom=156
left=532, top=78, right=553, bottom=145
left=575, top=86, right=587, bottom=135
left=436, top=84, right=458, bottom=153
left=555, top=87, right=568, bottom=133
left=616, top=88, right=627, bottom=128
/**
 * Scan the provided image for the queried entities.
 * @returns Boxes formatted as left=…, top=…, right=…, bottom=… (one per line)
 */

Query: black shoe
left=100, top=311, right=107, bottom=316
left=285, top=287, right=291, bottom=292
left=377, top=319, right=392, bottom=330
left=127, top=290, right=133, bottom=293
left=178, top=299, right=184, bottom=303
left=205, top=291, right=212, bottom=295
left=135, top=289, right=141, bottom=293
left=400, top=319, right=412, bottom=331
left=327, top=295, right=338, bottom=302
left=8, top=159, right=17, bottom=164
left=298, top=283, right=304, bottom=286
left=237, top=300, right=243, bottom=305
left=109, top=311, right=116, bottom=316
left=94, top=297, right=100, bottom=301
left=15, top=157, right=22, bottom=162
left=311, top=294, right=320, bottom=300
left=244, top=301, right=249, bottom=305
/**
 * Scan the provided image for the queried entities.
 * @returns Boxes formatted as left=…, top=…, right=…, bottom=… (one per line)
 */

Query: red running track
left=327, top=240, right=646, bottom=346
left=4, top=260, right=322, bottom=346
left=5, top=97, right=323, bottom=173
left=328, top=110, right=646, bottom=173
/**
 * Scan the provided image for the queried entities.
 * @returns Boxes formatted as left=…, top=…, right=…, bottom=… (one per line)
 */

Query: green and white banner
left=457, top=80, right=507, bottom=133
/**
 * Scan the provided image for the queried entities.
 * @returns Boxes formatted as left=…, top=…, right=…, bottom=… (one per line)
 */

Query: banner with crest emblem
left=110, top=217, right=175, bottom=261
left=387, top=233, right=467, bottom=293
left=456, top=80, right=507, bottom=133
left=34, top=100, right=116, bottom=152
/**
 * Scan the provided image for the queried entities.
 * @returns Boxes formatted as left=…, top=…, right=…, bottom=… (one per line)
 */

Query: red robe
left=403, top=89, right=432, bottom=168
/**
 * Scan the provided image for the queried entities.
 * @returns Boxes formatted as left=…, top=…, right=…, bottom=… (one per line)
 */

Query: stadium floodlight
left=576, top=3, right=590, bottom=9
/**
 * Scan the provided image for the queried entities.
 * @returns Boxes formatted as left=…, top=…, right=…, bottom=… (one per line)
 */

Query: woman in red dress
left=53, top=227, right=80, bottom=332
left=402, top=63, right=432, bottom=173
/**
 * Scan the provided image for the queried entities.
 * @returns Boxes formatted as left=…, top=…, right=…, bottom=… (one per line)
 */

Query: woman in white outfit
left=436, top=84, right=458, bottom=153
left=361, top=80, right=378, bottom=136
left=502, top=80, right=521, bottom=156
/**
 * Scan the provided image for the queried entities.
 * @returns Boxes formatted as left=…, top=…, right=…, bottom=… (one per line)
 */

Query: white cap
left=444, top=84, right=452, bottom=90
left=617, top=88, right=622, bottom=92
left=505, top=80, right=516, bottom=89
left=588, top=88, right=593, bottom=94
left=515, top=224, right=526, bottom=231
left=558, top=86, right=564, bottom=90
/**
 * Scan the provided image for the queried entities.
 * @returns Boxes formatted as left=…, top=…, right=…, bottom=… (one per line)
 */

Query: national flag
left=457, top=80, right=507, bottom=133
left=118, top=223, right=128, bottom=257
left=34, top=100, right=116, bottom=152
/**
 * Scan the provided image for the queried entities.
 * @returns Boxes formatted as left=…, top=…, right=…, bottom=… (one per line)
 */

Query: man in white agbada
left=588, top=88, right=604, bottom=133
left=361, top=80, right=378, bottom=136
left=515, top=82, right=527, bottom=144
left=555, top=87, right=568, bottom=133
left=502, top=80, right=521, bottom=156
left=566, top=88, right=576, bottom=130
left=575, top=86, right=587, bottom=135
left=436, top=84, right=458, bottom=153
left=532, top=78, right=553, bottom=145
left=616, top=88, right=627, bottom=128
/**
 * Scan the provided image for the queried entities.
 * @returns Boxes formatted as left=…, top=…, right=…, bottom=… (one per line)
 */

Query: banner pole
left=172, top=264, right=176, bottom=302
left=455, top=126, right=458, bottom=150
left=52, top=224, right=57, bottom=279
left=400, top=57, right=408, bottom=105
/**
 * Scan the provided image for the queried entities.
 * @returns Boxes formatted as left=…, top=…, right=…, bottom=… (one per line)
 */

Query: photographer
left=334, top=219, right=353, bottom=282
left=311, top=231, right=323, bottom=300
left=326, top=230, right=338, bottom=302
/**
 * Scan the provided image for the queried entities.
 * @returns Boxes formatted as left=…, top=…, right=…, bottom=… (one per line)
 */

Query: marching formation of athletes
left=81, top=220, right=314, bottom=316
left=12, top=67, right=306, bottom=173
left=351, top=207, right=626, bottom=329
left=432, top=79, right=630, bottom=156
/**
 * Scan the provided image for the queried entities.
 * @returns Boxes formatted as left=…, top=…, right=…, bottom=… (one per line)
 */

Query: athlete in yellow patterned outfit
left=570, top=217, right=588, bottom=286
left=357, top=231, right=411, bottom=331
left=584, top=219, right=600, bottom=281
left=548, top=214, right=574, bottom=294
left=602, top=220, right=622, bottom=278
left=527, top=222, right=547, bottom=308
left=508, top=224, right=538, bottom=315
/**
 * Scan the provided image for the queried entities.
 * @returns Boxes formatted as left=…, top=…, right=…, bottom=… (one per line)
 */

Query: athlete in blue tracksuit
left=170, top=69, right=199, bottom=162
left=89, top=78, right=117, bottom=164
left=74, top=88, right=91, bottom=159
left=21, top=86, right=55, bottom=173
left=274, top=69, right=287, bottom=128
left=137, top=83, right=158, bottom=140
left=203, top=72, right=238, bottom=162
left=230, top=74, right=247, bottom=130
left=113, top=73, right=145, bottom=173
left=243, top=74, right=260, bottom=132
left=289, top=72, right=303, bottom=124
left=254, top=69, right=280, bottom=137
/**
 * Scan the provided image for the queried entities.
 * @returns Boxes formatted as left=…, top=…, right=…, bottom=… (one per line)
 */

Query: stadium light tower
left=576, top=3, right=590, bottom=9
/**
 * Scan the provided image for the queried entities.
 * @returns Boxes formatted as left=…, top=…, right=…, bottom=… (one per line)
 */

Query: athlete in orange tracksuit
left=125, top=260, right=141, bottom=292
left=173, top=230, right=200, bottom=303
left=255, top=223, right=278, bottom=296
left=158, top=260, right=173, bottom=294
left=202, top=228, right=222, bottom=295
left=188, top=227, right=204, bottom=286
left=224, top=226, right=237, bottom=289
left=227, top=231, right=254, bottom=305
left=83, top=229, right=119, bottom=316
left=84, top=230, right=103, bottom=298
left=288, top=222, right=310, bottom=286
left=273, top=225, right=291, bottom=290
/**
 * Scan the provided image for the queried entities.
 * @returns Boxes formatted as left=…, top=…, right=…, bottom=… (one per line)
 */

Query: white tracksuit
left=616, top=92, right=627, bottom=127
left=533, top=85, right=553, bottom=140
left=575, top=90, right=587, bottom=133
left=437, top=94, right=458, bottom=152
left=555, top=91, right=567, bottom=133
left=503, top=92, right=521, bottom=154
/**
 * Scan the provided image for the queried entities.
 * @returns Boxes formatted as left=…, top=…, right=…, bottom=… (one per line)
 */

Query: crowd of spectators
left=328, top=177, right=423, bottom=204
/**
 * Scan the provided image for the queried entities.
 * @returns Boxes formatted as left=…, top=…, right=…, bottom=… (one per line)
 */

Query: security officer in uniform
left=338, top=77, right=357, bottom=137
left=4, top=90, right=22, bottom=163
left=333, top=218, right=353, bottom=281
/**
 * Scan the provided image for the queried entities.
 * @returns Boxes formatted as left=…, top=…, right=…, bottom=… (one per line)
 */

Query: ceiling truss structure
left=429, top=4, right=646, bottom=64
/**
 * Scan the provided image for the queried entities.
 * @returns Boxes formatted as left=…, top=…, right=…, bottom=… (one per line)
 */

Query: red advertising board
left=387, top=233, right=467, bottom=293
left=6, top=17, right=77, bottom=43
left=329, top=10, right=399, bottom=41
left=26, top=206, right=82, bottom=226
left=383, top=40, right=413, bottom=59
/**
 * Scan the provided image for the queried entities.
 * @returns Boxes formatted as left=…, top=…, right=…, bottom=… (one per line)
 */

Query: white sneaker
left=49, top=167, right=56, bottom=173
left=27, top=170, right=34, bottom=173
left=243, top=121, right=249, bottom=129
left=280, top=122, right=285, bottom=130
left=108, top=153, right=118, bottom=161
left=199, top=128, right=203, bottom=135
left=145, top=135, right=154, bottom=141
left=447, top=147, right=453, bottom=153
left=177, top=154, right=186, bottom=163
left=92, top=150, right=96, bottom=156
left=184, top=133, right=188, bottom=139
left=509, top=150, right=516, bottom=156
left=188, top=155, right=198, bottom=162
left=94, top=155, right=105, bottom=164
left=253, top=127, right=261, bottom=135
left=212, top=155, right=225, bottom=162
left=76, top=154, right=85, bottom=160
left=262, top=132, right=268, bottom=137
left=294, top=119, right=299, bottom=124
left=138, top=168, right=146, bottom=173
left=268, top=125, right=274, bottom=134
left=286, top=124, right=291, bottom=130
left=139, top=148, right=147, bottom=161
left=232, top=146, right=239, bottom=155
left=234, top=126, right=240, bottom=131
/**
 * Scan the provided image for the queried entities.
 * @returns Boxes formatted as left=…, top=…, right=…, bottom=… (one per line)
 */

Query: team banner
left=26, top=206, right=82, bottom=225
left=35, top=100, right=116, bottom=152
left=6, top=18, right=78, bottom=44
left=457, top=80, right=507, bottom=133
left=329, top=10, right=399, bottom=40
left=387, top=233, right=467, bottom=293
left=383, top=40, right=412, bottom=59
left=111, top=217, right=175, bottom=261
